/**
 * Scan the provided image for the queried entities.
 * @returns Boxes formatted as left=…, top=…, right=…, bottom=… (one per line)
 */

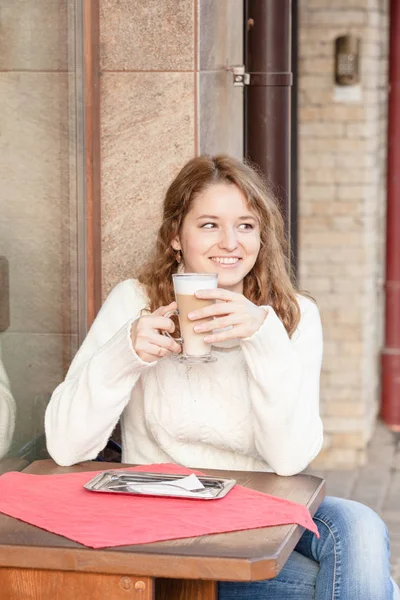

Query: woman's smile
left=209, top=255, right=242, bottom=268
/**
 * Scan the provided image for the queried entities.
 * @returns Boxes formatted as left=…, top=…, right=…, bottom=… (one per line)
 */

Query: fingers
left=193, top=314, right=242, bottom=333
left=195, top=288, right=238, bottom=302
left=138, top=315, right=176, bottom=334
left=137, top=343, right=170, bottom=363
left=135, top=335, right=181, bottom=363
left=153, top=301, right=177, bottom=317
left=203, top=327, right=244, bottom=344
left=147, top=333, right=181, bottom=354
left=188, top=302, right=241, bottom=321
left=133, top=305, right=181, bottom=362
left=135, top=324, right=181, bottom=354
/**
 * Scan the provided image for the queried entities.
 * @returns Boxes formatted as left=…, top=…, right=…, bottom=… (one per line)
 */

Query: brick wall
left=298, top=0, right=389, bottom=468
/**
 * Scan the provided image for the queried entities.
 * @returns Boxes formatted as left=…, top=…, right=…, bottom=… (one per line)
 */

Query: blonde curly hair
left=138, top=154, right=300, bottom=336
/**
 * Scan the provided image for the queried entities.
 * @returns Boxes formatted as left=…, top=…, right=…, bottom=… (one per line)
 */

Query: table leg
left=0, top=568, right=154, bottom=599
left=156, top=578, right=218, bottom=599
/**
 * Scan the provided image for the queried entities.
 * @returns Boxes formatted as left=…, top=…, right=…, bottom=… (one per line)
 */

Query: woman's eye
left=238, top=223, right=254, bottom=230
left=201, top=223, right=217, bottom=229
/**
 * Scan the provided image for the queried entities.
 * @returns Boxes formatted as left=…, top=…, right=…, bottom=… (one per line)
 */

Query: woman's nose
left=218, top=228, right=238, bottom=251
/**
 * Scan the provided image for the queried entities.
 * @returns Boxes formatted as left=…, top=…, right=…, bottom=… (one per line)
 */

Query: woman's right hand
left=130, top=301, right=182, bottom=363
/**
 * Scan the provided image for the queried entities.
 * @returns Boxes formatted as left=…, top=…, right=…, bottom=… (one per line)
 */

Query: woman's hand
left=189, top=289, right=267, bottom=343
left=130, top=302, right=182, bottom=363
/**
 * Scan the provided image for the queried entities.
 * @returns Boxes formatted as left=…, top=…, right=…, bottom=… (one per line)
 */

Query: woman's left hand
left=188, top=288, right=267, bottom=343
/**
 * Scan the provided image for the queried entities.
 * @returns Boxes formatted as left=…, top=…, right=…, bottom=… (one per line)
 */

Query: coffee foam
left=173, top=273, right=217, bottom=295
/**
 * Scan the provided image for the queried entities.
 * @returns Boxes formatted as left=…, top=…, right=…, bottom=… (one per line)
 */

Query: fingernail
left=188, top=312, right=195, bottom=320
left=204, top=336, right=212, bottom=343
left=193, top=325, right=201, bottom=332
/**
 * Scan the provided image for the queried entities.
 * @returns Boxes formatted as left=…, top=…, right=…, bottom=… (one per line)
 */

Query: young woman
left=45, top=155, right=399, bottom=599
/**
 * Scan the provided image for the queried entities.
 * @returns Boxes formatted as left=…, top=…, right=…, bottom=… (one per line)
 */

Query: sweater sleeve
left=0, top=351, right=16, bottom=460
left=45, top=280, right=155, bottom=466
left=240, top=296, right=323, bottom=476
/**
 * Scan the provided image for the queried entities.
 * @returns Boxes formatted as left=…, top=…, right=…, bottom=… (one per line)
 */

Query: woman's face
left=172, top=183, right=261, bottom=293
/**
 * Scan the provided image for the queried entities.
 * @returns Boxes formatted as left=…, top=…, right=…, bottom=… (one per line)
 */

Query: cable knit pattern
left=45, top=279, right=324, bottom=475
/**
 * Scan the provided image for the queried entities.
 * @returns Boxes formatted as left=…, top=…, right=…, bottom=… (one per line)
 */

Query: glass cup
left=163, top=273, right=218, bottom=364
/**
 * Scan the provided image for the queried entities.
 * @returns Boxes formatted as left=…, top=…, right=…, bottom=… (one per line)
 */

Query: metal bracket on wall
left=229, top=65, right=250, bottom=87
left=228, top=66, right=293, bottom=88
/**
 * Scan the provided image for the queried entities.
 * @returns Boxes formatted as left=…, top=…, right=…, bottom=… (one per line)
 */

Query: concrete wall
left=99, top=0, right=244, bottom=297
left=198, top=0, right=243, bottom=158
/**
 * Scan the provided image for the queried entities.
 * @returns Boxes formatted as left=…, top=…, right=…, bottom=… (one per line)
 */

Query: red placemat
left=0, top=463, right=319, bottom=548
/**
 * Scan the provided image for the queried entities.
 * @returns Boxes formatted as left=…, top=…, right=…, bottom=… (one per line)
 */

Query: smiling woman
left=44, top=154, right=400, bottom=600
left=46, top=154, right=317, bottom=470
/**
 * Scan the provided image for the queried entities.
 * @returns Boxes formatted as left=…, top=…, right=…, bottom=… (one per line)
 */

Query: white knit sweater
left=45, top=279, right=324, bottom=476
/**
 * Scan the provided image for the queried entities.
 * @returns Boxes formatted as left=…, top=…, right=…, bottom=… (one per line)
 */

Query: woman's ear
left=171, top=237, right=181, bottom=252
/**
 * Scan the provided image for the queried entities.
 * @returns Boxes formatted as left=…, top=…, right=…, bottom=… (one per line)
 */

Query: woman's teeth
left=210, top=257, right=240, bottom=265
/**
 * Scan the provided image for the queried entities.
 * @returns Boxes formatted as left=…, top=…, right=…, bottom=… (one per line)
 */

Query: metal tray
left=84, top=470, right=236, bottom=500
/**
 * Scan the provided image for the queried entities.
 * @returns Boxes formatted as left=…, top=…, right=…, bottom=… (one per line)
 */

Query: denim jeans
left=219, top=496, right=400, bottom=600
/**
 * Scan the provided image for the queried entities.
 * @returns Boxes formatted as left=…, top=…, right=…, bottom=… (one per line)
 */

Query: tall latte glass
left=164, top=273, right=218, bottom=364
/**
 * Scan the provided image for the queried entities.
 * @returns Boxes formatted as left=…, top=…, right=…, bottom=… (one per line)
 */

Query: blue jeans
left=219, top=497, right=400, bottom=600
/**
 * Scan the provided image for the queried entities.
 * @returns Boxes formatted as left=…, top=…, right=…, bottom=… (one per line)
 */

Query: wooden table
left=0, top=460, right=325, bottom=599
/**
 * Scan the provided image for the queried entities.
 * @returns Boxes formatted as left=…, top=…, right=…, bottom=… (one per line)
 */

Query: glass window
left=0, top=1, right=85, bottom=472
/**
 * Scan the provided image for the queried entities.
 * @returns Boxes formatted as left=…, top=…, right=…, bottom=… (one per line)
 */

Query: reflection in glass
left=0, top=1, right=84, bottom=470
left=0, top=342, right=16, bottom=460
